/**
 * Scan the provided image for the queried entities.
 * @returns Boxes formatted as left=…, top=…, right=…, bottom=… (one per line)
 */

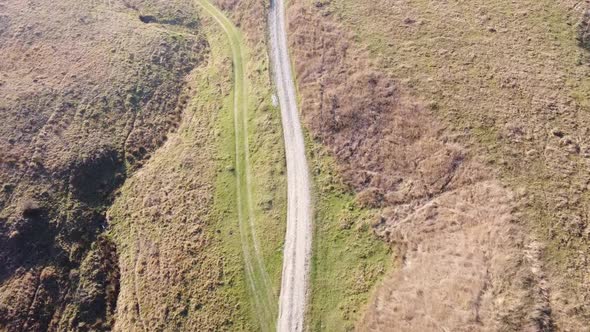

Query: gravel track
left=269, top=0, right=313, bottom=330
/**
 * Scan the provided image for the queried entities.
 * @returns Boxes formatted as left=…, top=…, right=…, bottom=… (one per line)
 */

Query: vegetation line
left=193, top=0, right=277, bottom=330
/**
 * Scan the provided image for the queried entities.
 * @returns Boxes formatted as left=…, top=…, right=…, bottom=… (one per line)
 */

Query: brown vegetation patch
left=361, top=182, right=551, bottom=331
left=287, top=3, right=480, bottom=208
left=286, top=0, right=551, bottom=329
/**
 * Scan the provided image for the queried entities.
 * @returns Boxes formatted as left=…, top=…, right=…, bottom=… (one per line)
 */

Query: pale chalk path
left=269, top=0, right=313, bottom=330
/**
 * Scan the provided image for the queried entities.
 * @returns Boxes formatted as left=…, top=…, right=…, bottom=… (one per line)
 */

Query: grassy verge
left=306, top=140, right=391, bottom=331
left=195, top=0, right=286, bottom=330
left=107, top=0, right=285, bottom=329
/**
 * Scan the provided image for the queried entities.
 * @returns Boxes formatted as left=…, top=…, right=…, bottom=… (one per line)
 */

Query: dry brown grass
left=284, top=0, right=564, bottom=329
left=287, top=3, right=477, bottom=206
left=360, top=182, right=550, bottom=332
left=311, top=0, right=590, bottom=329
left=213, top=0, right=267, bottom=47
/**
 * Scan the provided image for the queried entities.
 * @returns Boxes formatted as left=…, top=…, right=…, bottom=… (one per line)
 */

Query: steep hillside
left=0, top=0, right=207, bottom=329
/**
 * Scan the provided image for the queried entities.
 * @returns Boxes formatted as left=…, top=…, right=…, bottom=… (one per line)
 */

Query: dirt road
left=269, top=0, right=313, bottom=330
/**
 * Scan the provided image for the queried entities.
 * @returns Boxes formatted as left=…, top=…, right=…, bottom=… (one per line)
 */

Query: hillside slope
left=0, top=0, right=289, bottom=329
left=285, top=0, right=590, bottom=330
left=0, top=0, right=210, bottom=330
left=3, top=0, right=590, bottom=330
left=108, top=0, right=287, bottom=329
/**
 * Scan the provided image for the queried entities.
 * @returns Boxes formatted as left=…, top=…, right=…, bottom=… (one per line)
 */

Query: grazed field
left=285, top=0, right=590, bottom=330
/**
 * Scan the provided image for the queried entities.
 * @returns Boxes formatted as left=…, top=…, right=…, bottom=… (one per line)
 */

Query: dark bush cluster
left=578, top=10, right=590, bottom=51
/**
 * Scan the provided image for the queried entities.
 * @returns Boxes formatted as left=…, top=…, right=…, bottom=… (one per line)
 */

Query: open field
left=283, top=0, right=590, bottom=330
left=326, top=0, right=590, bottom=329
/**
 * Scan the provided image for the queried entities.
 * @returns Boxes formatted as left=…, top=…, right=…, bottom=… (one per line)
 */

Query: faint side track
left=194, top=0, right=276, bottom=330
left=268, top=0, right=313, bottom=330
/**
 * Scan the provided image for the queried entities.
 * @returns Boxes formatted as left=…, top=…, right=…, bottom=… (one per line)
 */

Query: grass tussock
left=579, top=10, right=590, bottom=50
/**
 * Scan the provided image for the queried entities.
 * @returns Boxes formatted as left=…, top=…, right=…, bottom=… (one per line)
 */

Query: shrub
left=20, top=198, right=42, bottom=218
left=578, top=10, right=590, bottom=51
